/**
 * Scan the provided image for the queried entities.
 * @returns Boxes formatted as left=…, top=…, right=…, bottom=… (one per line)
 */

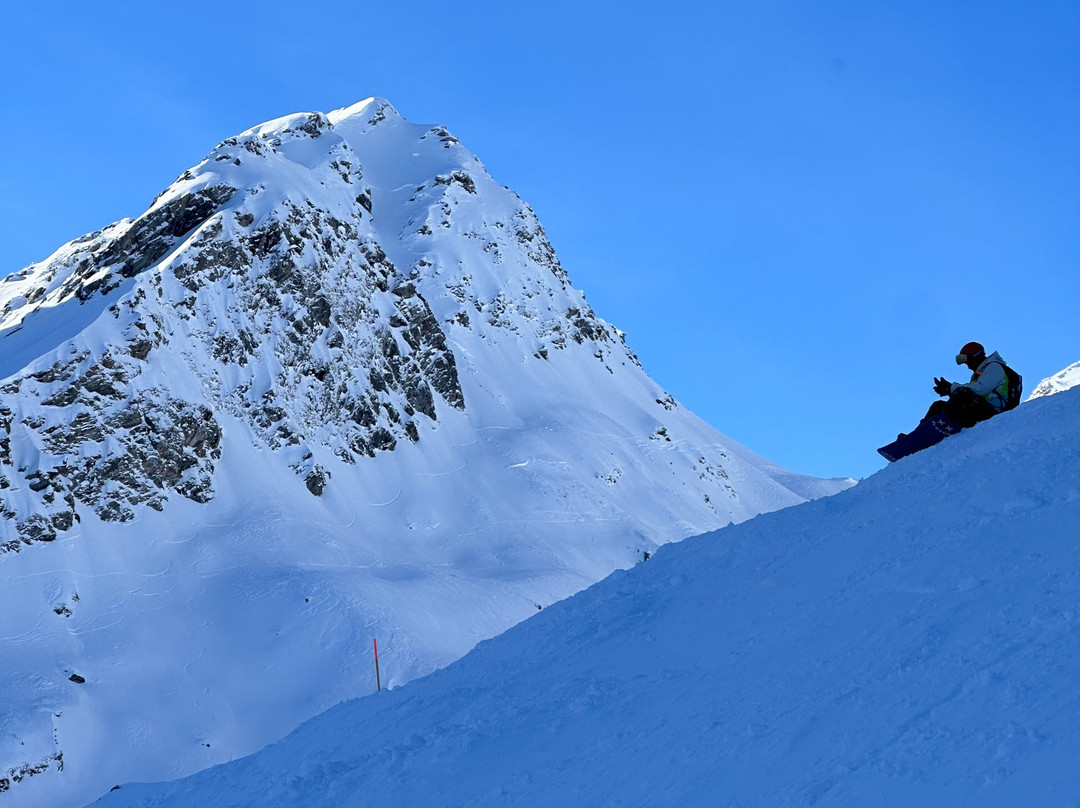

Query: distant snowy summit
left=0, top=99, right=851, bottom=808
left=1028, top=360, right=1080, bottom=400
left=0, top=96, right=846, bottom=547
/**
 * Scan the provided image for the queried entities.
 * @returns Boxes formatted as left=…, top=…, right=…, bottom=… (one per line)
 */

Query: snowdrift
left=93, top=387, right=1080, bottom=806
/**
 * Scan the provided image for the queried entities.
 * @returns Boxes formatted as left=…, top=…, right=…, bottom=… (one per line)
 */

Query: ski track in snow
left=0, top=616, right=46, bottom=644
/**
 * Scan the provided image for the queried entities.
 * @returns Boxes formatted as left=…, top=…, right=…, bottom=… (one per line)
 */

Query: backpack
left=989, top=361, right=1023, bottom=411
left=1003, top=365, right=1023, bottom=410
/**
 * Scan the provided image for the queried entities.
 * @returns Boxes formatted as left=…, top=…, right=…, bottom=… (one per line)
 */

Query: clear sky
left=2, top=0, right=1077, bottom=480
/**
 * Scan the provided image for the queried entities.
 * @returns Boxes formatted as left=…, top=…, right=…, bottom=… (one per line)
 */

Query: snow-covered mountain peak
left=240, top=109, right=334, bottom=140
left=0, top=100, right=851, bottom=808
left=1029, top=359, right=1080, bottom=400
left=327, top=96, right=400, bottom=127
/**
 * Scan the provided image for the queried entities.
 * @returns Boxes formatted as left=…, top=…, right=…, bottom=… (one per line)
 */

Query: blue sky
left=2, top=0, right=1077, bottom=480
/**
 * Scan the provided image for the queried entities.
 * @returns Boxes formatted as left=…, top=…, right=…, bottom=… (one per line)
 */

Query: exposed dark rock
left=287, top=112, right=327, bottom=139
left=351, top=399, right=378, bottom=427
left=566, top=306, right=611, bottom=345
left=51, top=510, right=75, bottom=531
left=391, top=292, right=465, bottom=412
left=5, top=394, right=222, bottom=543
left=213, top=334, right=250, bottom=366
left=127, top=338, right=153, bottom=360
left=17, top=514, right=57, bottom=543
left=434, top=170, right=476, bottom=194
left=42, top=386, right=80, bottom=408
left=174, top=224, right=251, bottom=291
left=74, top=273, right=112, bottom=301
left=423, top=126, right=460, bottom=148
left=514, top=210, right=569, bottom=283
left=80, top=366, right=125, bottom=399
left=0, top=752, right=63, bottom=792
left=309, top=296, right=331, bottom=328
left=98, top=185, right=236, bottom=279
left=370, top=428, right=396, bottom=452
left=305, top=467, right=327, bottom=496
left=31, top=358, right=82, bottom=385
left=26, top=472, right=51, bottom=493
left=361, top=243, right=395, bottom=280
left=245, top=222, right=284, bottom=258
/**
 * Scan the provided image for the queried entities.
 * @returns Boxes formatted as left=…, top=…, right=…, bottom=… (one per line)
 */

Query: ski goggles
left=956, top=352, right=981, bottom=365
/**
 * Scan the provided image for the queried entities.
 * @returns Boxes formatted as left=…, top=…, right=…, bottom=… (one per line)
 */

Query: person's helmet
left=956, top=341, right=986, bottom=365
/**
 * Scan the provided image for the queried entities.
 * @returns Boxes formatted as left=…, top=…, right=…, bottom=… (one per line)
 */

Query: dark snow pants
left=922, top=388, right=998, bottom=430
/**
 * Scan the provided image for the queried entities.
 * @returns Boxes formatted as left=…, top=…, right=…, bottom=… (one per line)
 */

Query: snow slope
left=0, top=99, right=850, bottom=807
left=1029, top=360, right=1080, bottom=399
left=93, top=387, right=1080, bottom=807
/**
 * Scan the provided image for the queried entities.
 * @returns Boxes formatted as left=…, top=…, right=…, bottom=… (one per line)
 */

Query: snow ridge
left=1029, top=359, right=1080, bottom=400
left=94, top=388, right=1080, bottom=808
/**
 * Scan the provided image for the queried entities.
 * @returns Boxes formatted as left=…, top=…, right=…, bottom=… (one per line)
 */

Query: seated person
left=879, top=341, right=1016, bottom=462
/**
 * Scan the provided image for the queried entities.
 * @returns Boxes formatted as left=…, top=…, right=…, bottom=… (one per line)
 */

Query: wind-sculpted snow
left=94, top=389, right=1080, bottom=808
left=0, top=98, right=851, bottom=808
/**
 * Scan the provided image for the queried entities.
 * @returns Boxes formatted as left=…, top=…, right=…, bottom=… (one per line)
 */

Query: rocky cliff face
left=0, top=99, right=852, bottom=808
left=0, top=102, right=636, bottom=548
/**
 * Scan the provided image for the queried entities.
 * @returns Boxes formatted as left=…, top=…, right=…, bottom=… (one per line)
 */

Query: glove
left=933, top=377, right=951, bottom=396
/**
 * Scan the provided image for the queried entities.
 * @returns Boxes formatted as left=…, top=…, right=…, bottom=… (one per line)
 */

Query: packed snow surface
left=93, top=387, right=1080, bottom=807
left=0, top=98, right=850, bottom=807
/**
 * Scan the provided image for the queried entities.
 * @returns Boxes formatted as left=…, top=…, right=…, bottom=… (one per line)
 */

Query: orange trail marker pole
left=374, top=638, right=381, bottom=692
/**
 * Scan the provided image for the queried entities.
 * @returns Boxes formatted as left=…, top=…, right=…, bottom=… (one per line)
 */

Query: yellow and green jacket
left=949, top=351, right=1010, bottom=412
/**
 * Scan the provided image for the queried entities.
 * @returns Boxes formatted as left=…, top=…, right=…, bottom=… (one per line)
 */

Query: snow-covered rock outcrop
left=0, top=99, right=851, bottom=808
